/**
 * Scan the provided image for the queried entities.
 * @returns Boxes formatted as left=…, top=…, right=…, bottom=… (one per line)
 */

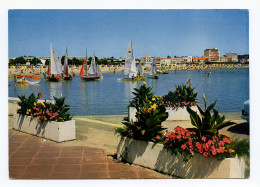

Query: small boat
left=121, top=41, right=145, bottom=81
left=47, top=43, right=63, bottom=81
left=161, top=69, right=169, bottom=74
left=148, top=56, right=158, bottom=79
left=17, top=75, right=41, bottom=84
left=63, top=47, right=72, bottom=80
left=80, top=51, right=103, bottom=81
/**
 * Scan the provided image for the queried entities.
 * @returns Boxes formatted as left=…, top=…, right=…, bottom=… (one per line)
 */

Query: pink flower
left=156, top=135, right=160, bottom=140
left=202, top=136, right=207, bottom=142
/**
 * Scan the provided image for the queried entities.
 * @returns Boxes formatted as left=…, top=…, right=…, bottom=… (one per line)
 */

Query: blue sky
left=8, top=9, right=249, bottom=59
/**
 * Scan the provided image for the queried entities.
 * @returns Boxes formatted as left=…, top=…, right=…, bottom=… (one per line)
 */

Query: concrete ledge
left=129, top=106, right=199, bottom=122
left=117, top=136, right=245, bottom=178
left=13, top=114, right=75, bottom=142
left=8, top=97, right=54, bottom=116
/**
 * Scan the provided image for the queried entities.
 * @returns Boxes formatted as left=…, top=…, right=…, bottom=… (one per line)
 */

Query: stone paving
left=9, top=129, right=173, bottom=179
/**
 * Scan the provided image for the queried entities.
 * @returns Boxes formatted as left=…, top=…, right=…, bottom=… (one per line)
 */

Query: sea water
left=8, top=68, right=249, bottom=117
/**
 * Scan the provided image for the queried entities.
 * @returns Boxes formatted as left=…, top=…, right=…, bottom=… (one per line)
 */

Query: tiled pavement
left=9, top=129, right=173, bottom=179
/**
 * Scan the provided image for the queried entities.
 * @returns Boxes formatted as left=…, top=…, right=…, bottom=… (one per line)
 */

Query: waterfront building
left=204, top=48, right=220, bottom=62
left=226, top=52, right=238, bottom=62
left=192, top=56, right=206, bottom=63
left=220, top=57, right=232, bottom=62
left=140, top=55, right=153, bottom=64
left=170, top=56, right=192, bottom=64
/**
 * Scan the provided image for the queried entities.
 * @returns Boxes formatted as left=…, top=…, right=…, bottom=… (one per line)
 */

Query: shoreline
left=8, top=65, right=249, bottom=78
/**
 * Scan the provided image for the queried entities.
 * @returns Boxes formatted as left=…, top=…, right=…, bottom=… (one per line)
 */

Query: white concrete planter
left=128, top=106, right=199, bottom=122
left=13, top=114, right=75, bottom=142
left=117, top=136, right=245, bottom=179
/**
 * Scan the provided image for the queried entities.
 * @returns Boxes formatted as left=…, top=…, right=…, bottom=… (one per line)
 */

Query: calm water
left=8, top=68, right=249, bottom=116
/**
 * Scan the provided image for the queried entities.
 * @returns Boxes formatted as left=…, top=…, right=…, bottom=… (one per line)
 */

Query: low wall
left=8, top=97, right=54, bottom=116
left=117, top=136, right=245, bottom=179
left=129, top=106, right=199, bottom=122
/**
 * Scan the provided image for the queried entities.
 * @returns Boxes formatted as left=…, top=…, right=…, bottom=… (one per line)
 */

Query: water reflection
left=47, top=81, right=62, bottom=99
left=124, top=81, right=137, bottom=103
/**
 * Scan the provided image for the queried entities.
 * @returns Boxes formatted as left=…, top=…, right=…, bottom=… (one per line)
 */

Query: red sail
left=79, top=59, right=85, bottom=77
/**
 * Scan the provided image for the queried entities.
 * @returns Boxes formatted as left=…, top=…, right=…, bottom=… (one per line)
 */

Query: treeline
left=9, top=56, right=124, bottom=66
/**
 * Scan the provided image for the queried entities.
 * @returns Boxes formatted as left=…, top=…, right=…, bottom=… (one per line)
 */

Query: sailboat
left=17, top=75, right=41, bottom=84
left=121, top=41, right=145, bottom=81
left=47, top=43, right=62, bottom=81
left=80, top=51, right=103, bottom=81
left=148, top=56, right=158, bottom=79
left=63, top=47, right=72, bottom=80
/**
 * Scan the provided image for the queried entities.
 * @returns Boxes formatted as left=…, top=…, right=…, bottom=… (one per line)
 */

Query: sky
left=8, top=9, right=249, bottom=59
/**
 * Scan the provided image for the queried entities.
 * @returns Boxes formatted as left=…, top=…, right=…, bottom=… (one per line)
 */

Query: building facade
left=226, top=52, right=238, bottom=62
left=204, top=48, right=220, bottom=62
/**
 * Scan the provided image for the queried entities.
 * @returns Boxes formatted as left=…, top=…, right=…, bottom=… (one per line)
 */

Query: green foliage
left=30, top=57, right=42, bottom=65
left=128, top=84, right=154, bottom=108
left=229, top=138, right=249, bottom=157
left=116, top=83, right=168, bottom=141
left=9, top=57, right=27, bottom=66
left=162, top=79, right=198, bottom=109
left=187, top=93, right=235, bottom=138
left=17, top=93, right=38, bottom=115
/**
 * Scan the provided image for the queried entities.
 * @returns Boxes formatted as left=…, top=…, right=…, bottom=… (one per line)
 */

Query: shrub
left=186, top=93, right=235, bottom=138
left=115, top=82, right=168, bottom=141
left=162, top=79, right=198, bottom=109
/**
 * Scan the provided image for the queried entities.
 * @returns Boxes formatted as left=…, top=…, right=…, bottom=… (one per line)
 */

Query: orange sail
left=79, top=59, right=85, bottom=77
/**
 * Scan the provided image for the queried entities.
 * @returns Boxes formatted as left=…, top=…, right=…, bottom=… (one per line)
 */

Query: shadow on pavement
left=227, top=122, right=249, bottom=135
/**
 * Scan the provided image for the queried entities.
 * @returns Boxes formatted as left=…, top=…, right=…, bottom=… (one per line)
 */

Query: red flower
left=202, top=136, right=207, bottom=142
left=203, top=152, right=209, bottom=157
left=156, top=135, right=160, bottom=140
left=181, top=144, right=187, bottom=150
left=223, top=137, right=231, bottom=144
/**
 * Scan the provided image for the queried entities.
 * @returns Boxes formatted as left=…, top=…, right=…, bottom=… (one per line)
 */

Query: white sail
left=128, top=58, right=137, bottom=78
left=124, top=41, right=134, bottom=75
left=150, top=57, right=157, bottom=76
left=97, top=65, right=103, bottom=78
left=85, top=50, right=88, bottom=74
left=50, top=44, right=60, bottom=75
left=57, top=57, right=62, bottom=74
left=64, top=47, right=68, bottom=73
left=89, top=52, right=97, bottom=75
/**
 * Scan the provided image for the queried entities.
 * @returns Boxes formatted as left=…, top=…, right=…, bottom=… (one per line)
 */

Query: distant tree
left=30, top=57, right=42, bottom=65
left=61, top=56, right=65, bottom=65
left=45, top=59, right=49, bottom=65
left=10, top=57, right=26, bottom=65
left=167, top=55, right=171, bottom=58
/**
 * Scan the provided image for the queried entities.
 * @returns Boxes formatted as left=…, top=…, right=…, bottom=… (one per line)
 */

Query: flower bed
left=117, top=135, right=245, bottom=179
left=13, top=114, right=75, bottom=142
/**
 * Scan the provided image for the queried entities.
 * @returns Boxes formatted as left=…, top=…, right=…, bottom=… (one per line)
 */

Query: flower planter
left=128, top=106, right=200, bottom=122
left=117, top=136, right=245, bottom=179
left=8, top=97, right=54, bottom=116
left=13, top=114, right=75, bottom=142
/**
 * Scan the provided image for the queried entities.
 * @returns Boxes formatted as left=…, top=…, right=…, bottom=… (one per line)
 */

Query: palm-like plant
left=187, top=93, right=235, bottom=138
left=116, top=83, right=168, bottom=141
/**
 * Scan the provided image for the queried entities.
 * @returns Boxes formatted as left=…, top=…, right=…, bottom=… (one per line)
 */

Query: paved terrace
left=8, top=115, right=173, bottom=179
